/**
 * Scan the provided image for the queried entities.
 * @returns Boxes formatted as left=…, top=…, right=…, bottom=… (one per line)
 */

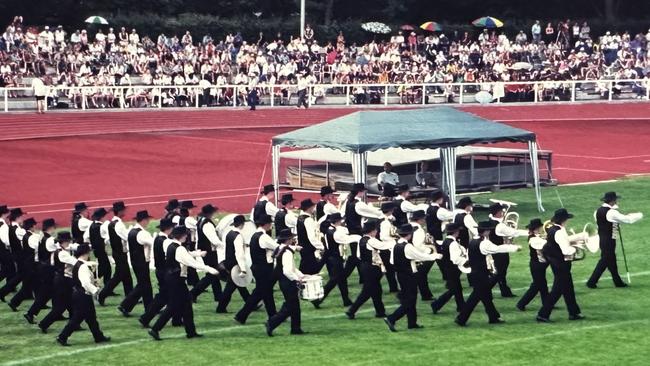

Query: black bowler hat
left=42, top=218, right=56, bottom=231
left=112, top=201, right=126, bottom=212
left=431, top=191, right=445, bottom=201
left=232, top=215, right=246, bottom=227
left=23, top=217, right=38, bottom=230
left=276, top=229, right=295, bottom=243
left=57, top=231, right=73, bottom=243
left=477, top=221, right=496, bottom=233
left=9, top=208, right=24, bottom=220
left=157, top=218, right=175, bottom=230
left=181, top=200, right=197, bottom=209
left=398, top=184, right=410, bottom=193
left=320, top=186, right=335, bottom=196
left=327, top=212, right=343, bottom=223
left=411, top=210, right=426, bottom=221
left=134, top=210, right=153, bottom=221
left=281, top=194, right=296, bottom=206
left=456, top=197, right=474, bottom=209
left=255, top=214, right=273, bottom=226
left=601, top=191, right=621, bottom=203
left=165, top=199, right=180, bottom=211
left=552, top=208, right=574, bottom=223
left=300, top=198, right=316, bottom=211
left=75, top=244, right=92, bottom=257
left=74, top=202, right=88, bottom=212
left=381, top=202, right=395, bottom=212
left=526, top=218, right=544, bottom=231
left=351, top=183, right=366, bottom=192
left=0, top=205, right=8, bottom=215
left=397, top=224, right=417, bottom=236
left=261, top=184, right=275, bottom=195
left=201, top=204, right=218, bottom=215
left=170, top=226, right=189, bottom=239
left=445, top=223, right=461, bottom=234
left=362, top=220, right=378, bottom=234
left=489, top=203, right=505, bottom=215
left=92, top=207, right=108, bottom=220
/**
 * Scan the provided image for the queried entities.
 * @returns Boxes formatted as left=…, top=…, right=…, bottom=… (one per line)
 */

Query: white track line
left=555, top=153, right=650, bottom=160
left=497, top=117, right=650, bottom=122
left=554, top=167, right=633, bottom=175
left=165, top=134, right=270, bottom=146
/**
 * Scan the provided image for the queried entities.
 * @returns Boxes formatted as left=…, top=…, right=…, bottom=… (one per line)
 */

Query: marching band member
left=118, top=210, right=155, bottom=317
left=426, top=191, right=455, bottom=242
left=392, top=185, right=427, bottom=227
left=85, top=208, right=112, bottom=288
left=297, top=199, right=324, bottom=275
left=266, top=229, right=305, bottom=336
left=536, top=209, right=585, bottom=323
left=7, top=218, right=39, bottom=310
left=56, top=244, right=111, bottom=346
left=346, top=220, right=394, bottom=319
left=0, top=205, right=12, bottom=284
left=410, top=210, right=435, bottom=301
left=174, top=201, right=199, bottom=286
left=190, top=204, right=223, bottom=305
left=149, top=226, right=219, bottom=340
left=275, top=194, right=298, bottom=234
left=384, top=224, right=441, bottom=332
left=162, top=199, right=180, bottom=221
left=216, top=215, right=251, bottom=313
left=455, top=221, right=521, bottom=326
left=453, top=197, right=478, bottom=247
left=316, top=186, right=338, bottom=222
left=97, top=201, right=133, bottom=306
left=0, top=208, right=26, bottom=300
left=24, top=218, right=57, bottom=321
left=234, top=214, right=278, bottom=324
left=71, top=202, right=92, bottom=245
left=252, top=184, right=279, bottom=224
left=312, top=213, right=359, bottom=308
left=488, top=203, right=529, bottom=298
left=587, top=192, right=643, bottom=288
left=378, top=202, right=399, bottom=293
left=430, top=223, right=466, bottom=314
left=516, top=219, right=549, bottom=311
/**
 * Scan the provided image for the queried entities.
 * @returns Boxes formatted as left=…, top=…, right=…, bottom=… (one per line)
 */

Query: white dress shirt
left=377, top=171, right=400, bottom=186
left=55, top=247, right=78, bottom=278
left=379, top=215, right=396, bottom=242
left=281, top=245, right=304, bottom=281
left=11, top=223, right=26, bottom=241
left=333, top=226, right=361, bottom=256
left=479, top=238, right=520, bottom=255
left=356, top=235, right=395, bottom=258
left=431, top=203, right=455, bottom=222
left=410, top=222, right=427, bottom=251
left=0, top=219, right=8, bottom=248
left=202, top=219, right=223, bottom=251
left=284, top=210, right=298, bottom=229
left=77, top=216, right=92, bottom=233
left=83, top=220, right=110, bottom=244
left=163, top=238, right=216, bottom=277
left=391, top=238, right=440, bottom=273
left=597, top=204, right=643, bottom=224
left=255, top=227, right=280, bottom=263
left=133, top=223, right=155, bottom=262
left=226, top=228, right=248, bottom=270
left=343, top=197, right=383, bottom=219
left=396, top=195, right=428, bottom=215
left=454, top=209, right=478, bottom=238
left=111, top=216, right=129, bottom=252
left=77, top=260, right=99, bottom=295
left=448, top=237, right=468, bottom=266
left=300, top=211, right=324, bottom=250
left=317, top=201, right=340, bottom=224
left=172, top=215, right=198, bottom=230
left=550, top=225, right=576, bottom=257
left=45, top=235, right=58, bottom=252
left=251, top=197, right=279, bottom=218
left=489, top=214, right=529, bottom=238
left=27, top=231, right=42, bottom=262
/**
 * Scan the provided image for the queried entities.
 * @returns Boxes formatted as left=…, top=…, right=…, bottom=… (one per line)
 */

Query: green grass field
left=1, top=177, right=649, bottom=365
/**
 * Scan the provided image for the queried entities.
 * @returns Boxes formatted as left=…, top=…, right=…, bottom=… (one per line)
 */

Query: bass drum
left=216, top=213, right=256, bottom=268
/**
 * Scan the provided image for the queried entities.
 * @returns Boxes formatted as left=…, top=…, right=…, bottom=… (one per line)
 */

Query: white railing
left=1, top=79, right=648, bottom=112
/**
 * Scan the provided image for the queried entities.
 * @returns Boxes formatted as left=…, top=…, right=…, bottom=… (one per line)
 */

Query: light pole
left=300, top=0, right=305, bottom=40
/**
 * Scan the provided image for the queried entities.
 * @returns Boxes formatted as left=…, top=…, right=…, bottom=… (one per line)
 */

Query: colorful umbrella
left=84, top=16, right=109, bottom=25
left=471, top=16, right=503, bottom=28
left=420, top=21, right=443, bottom=32
left=361, top=22, right=391, bottom=34
left=400, top=25, right=415, bottom=31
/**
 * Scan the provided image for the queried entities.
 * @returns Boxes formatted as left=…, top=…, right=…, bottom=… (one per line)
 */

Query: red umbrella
left=400, top=25, right=415, bottom=31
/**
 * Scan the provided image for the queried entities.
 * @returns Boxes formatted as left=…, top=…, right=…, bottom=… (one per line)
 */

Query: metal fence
left=1, top=78, right=649, bottom=112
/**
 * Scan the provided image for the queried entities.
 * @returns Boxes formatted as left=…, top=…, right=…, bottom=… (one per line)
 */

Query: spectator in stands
left=378, top=162, right=399, bottom=195
left=531, top=21, right=541, bottom=44
left=32, top=75, right=47, bottom=114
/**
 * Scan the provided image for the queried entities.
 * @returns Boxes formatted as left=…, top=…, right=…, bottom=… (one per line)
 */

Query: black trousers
left=235, top=265, right=276, bottom=322
left=296, top=89, right=308, bottom=108
left=431, top=265, right=465, bottom=312
left=348, top=262, right=385, bottom=316
left=58, top=289, right=105, bottom=342
left=321, top=255, right=351, bottom=304
left=216, top=271, right=250, bottom=313
left=387, top=272, right=418, bottom=328
left=380, top=250, right=399, bottom=292
left=121, top=265, right=153, bottom=313
left=9, top=263, right=36, bottom=308
left=456, top=276, right=500, bottom=324
left=416, top=261, right=434, bottom=299
left=298, top=250, right=321, bottom=275
left=99, top=252, right=133, bottom=301
left=0, top=248, right=16, bottom=283
left=493, top=253, right=513, bottom=295
left=538, top=262, right=581, bottom=319
left=39, top=275, right=73, bottom=330
left=267, top=276, right=301, bottom=332
left=587, top=241, right=625, bottom=286
left=27, top=264, right=54, bottom=316
left=152, top=275, right=196, bottom=336
left=93, top=249, right=112, bottom=288
left=0, top=259, right=27, bottom=298
left=140, top=269, right=167, bottom=325
left=190, top=252, right=222, bottom=302
left=517, top=260, right=549, bottom=309
left=186, top=267, right=199, bottom=286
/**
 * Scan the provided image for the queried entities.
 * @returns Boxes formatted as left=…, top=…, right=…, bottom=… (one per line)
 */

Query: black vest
left=52, top=248, right=66, bottom=275
left=21, top=231, right=35, bottom=264
left=275, top=208, right=289, bottom=234
left=274, top=245, right=295, bottom=279
left=596, top=206, right=615, bottom=242
left=72, top=261, right=84, bottom=292
left=128, top=227, right=146, bottom=268
left=323, top=225, right=339, bottom=258
left=223, top=230, right=240, bottom=270
left=392, top=198, right=408, bottom=227
left=37, top=233, right=51, bottom=264
left=437, top=237, right=455, bottom=266
left=426, top=205, right=443, bottom=241
left=316, top=200, right=327, bottom=221
left=162, top=211, right=176, bottom=221
left=8, top=224, right=22, bottom=255
left=296, top=214, right=312, bottom=250
left=542, top=225, right=564, bottom=266
left=249, top=231, right=270, bottom=268
left=528, top=234, right=541, bottom=263
left=89, top=221, right=105, bottom=253
left=345, top=200, right=362, bottom=234
left=108, top=219, right=124, bottom=255
left=153, top=234, right=167, bottom=271
left=392, top=241, right=411, bottom=274
left=454, top=213, right=470, bottom=247
left=253, top=200, right=268, bottom=223
left=488, top=218, right=505, bottom=245
left=467, top=238, right=489, bottom=283
left=165, top=241, right=181, bottom=276
left=358, top=236, right=373, bottom=264
left=71, top=214, right=83, bottom=244
left=196, top=217, right=215, bottom=252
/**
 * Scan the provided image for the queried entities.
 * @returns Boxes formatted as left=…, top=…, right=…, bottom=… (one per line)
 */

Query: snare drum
left=300, top=275, right=324, bottom=301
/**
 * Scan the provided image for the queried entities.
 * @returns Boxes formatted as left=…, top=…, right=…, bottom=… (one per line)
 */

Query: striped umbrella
left=84, top=16, right=109, bottom=25
left=471, top=16, right=503, bottom=28
left=420, top=21, right=442, bottom=32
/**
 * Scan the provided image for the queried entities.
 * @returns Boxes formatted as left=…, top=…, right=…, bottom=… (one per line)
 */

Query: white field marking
left=15, top=187, right=259, bottom=209
left=161, top=134, right=270, bottom=146
left=559, top=179, right=620, bottom=187
left=555, top=153, right=650, bottom=160
left=554, top=167, right=633, bottom=175
left=496, top=117, right=650, bottom=122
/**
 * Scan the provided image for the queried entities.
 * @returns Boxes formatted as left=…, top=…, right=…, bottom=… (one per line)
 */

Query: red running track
left=0, top=102, right=648, bottom=225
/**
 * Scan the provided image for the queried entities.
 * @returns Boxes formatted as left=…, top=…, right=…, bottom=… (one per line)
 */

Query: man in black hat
left=71, top=202, right=91, bottom=245
left=426, top=191, right=455, bottom=243
left=163, top=199, right=180, bottom=221
left=297, top=198, right=324, bottom=275
left=587, top=192, right=642, bottom=289
left=119, top=210, right=155, bottom=317
left=431, top=223, right=466, bottom=314
left=7, top=217, right=39, bottom=309
left=266, top=229, right=305, bottom=336
left=56, top=243, right=111, bottom=346
left=140, top=218, right=175, bottom=328
left=488, top=202, right=529, bottom=298
left=378, top=201, right=399, bottom=293
left=384, top=224, right=440, bottom=332
left=190, top=204, right=224, bottom=305
left=0, top=205, right=12, bottom=284
left=0, top=208, right=27, bottom=299
left=234, top=214, right=279, bottom=324
left=252, top=184, right=279, bottom=224
left=24, top=218, right=57, bottom=320
left=85, top=208, right=111, bottom=288
left=392, top=184, right=426, bottom=228
left=216, top=215, right=251, bottom=313
left=346, top=220, right=394, bottom=319
left=517, top=219, right=550, bottom=311
left=312, top=213, right=359, bottom=308
left=275, top=194, right=297, bottom=235
left=149, top=226, right=219, bottom=340
left=410, top=210, right=442, bottom=301
left=316, top=186, right=338, bottom=222
left=97, top=201, right=133, bottom=306
left=455, top=221, right=521, bottom=326
left=537, top=209, right=585, bottom=322
left=174, top=200, right=199, bottom=286
left=453, top=197, right=478, bottom=247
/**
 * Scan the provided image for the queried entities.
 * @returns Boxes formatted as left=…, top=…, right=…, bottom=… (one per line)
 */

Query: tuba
left=490, top=199, right=520, bottom=244
left=567, top=223, right=599, bottom=261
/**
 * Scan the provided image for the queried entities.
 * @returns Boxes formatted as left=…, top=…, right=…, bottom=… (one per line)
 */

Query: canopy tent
left=271, top=107, right=544, bottom=211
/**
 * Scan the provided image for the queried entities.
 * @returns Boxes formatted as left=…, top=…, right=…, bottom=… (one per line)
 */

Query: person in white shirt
left=315, top=186, right=339, bottom=223
left=0, top=208, right=26, bottom=296
left=216, top=215, right=251, bottom=313
left=190, top=204, right=224, bottom=305
left=378, top=202, right=400, bottom=293
left=6, top=217, right=39, bottom=309
left=84, top=208, right=111, bottom=287
left=384, top=224, right=440, bottom=331
left=252, top=184, right=279, bottom=225
left=537, top=209, right=585, bottom=322
left=392, top=185, right=428, bottom=227
left=587, top=192, right=643, bottom=288
left=517, top=219, right=550, bottom=311
left=426, top=191, right=455, bottom=242
left=32, top=76, right=48, bottom=114
left=430, top=223, right=466, bottom=314
left=455, top=221, right=521, bottom=326
left=410, top=210, right=440, bottom=301
left=0, top=205, right=11, bottom=282
left=266, top=229, right=305, bottom=336
left=56, top=244, right=111, bottom=346
left=296, top=199, right=324, bottom=275
left=119, top=210, right=155, bottom=317
left=275, top=193, right=298, bottom=234
left=24, top=218, right=58, bottom=320
left=98, top=201, right=133, bottom=305
left=453, top=197, right=478, bottom=247
left=71, top=202, right=92, bottom=245
left=377, top=162, right=400, bottom=196
left=296, top=71, right=310, bottom=109
left=173, top=200, right=200, bottom=286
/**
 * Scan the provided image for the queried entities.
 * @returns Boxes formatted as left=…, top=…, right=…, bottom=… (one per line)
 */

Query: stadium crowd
left=1, top=15, right=650, bottom=108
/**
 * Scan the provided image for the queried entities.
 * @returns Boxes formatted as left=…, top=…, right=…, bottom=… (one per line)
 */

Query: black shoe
left=95, top=336, right=111, bottom=344
left=374, top=313, right=386, bottom=318
left=148, top=329, right=162, bottom=341
left=430, top=302, right=440, bottom=314
left=0, top=295, right=5, bottom=303
left=138, top=317, right=150, bottom=328
left=8, top=302, right=18, bottom=312
left=215, top=308, right=229, bottom=314
left=290, top=329, right=307, bottom=335
left=311, top=299, right=322, bottom=309
left=187, top=333, right=204, bottom=339
left=615, top=283, right=629, bottom=288
left=501, top=292, right=516, bottom=298
left=421, top=295, right=434, bottom=301
left=569, top=314, right=586, bottom=321
left=23, top=313, right=35, bottom=324
left=345, top=311, right=355, bottom=320
left=516, top=303, right=526, bottom=312
left=265, top=322, right=273, bottom=337
left=536, top=316, right=552, bottom=323
left=117, top=305, right=130, bottom=317
left=586, top=283, right=597, bottom=289
left=233, top=316, right=245, bottom=325
left=38, top=323, right=48, bottom=333
left=408, top=324, right=424, bottom=329
left=56, top=337, right=70, bottom=346
left=383, top=318, right=397, bottom=332
left=342, top=299, right=353, bottom=307
left=454, top=317, right=466, bottom=327
left=489, top=318, right=506, bottom=324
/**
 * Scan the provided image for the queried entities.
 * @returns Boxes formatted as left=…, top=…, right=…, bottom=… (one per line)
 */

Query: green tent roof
left=272, top=107, right=535, bottom=153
